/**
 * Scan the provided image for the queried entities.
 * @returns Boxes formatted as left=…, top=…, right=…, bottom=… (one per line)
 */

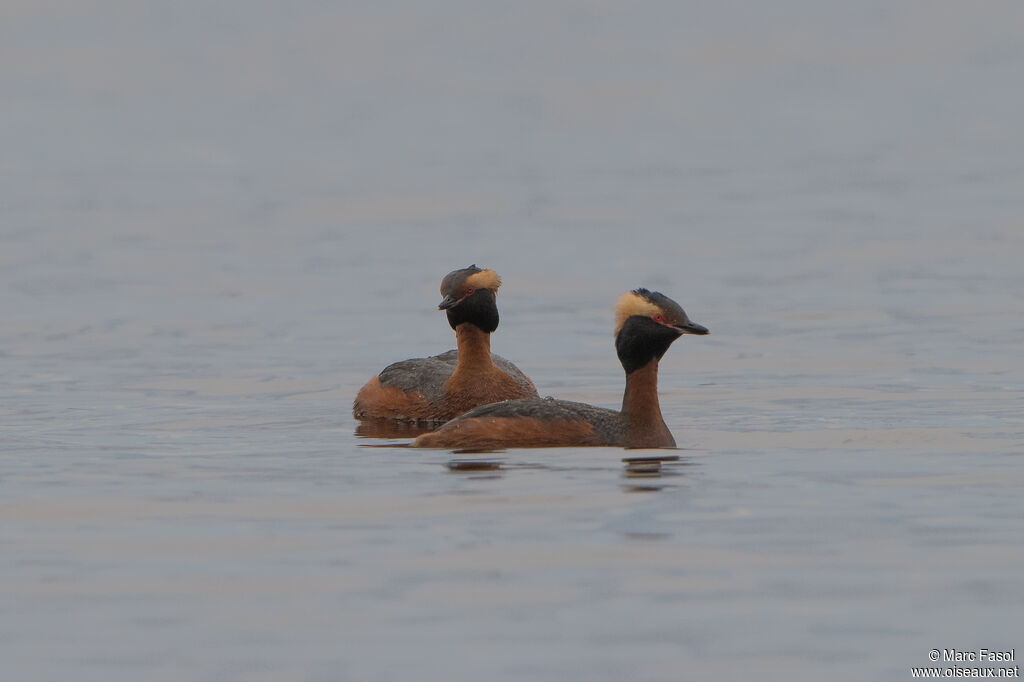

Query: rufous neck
left=621, top=359, right=664, bottom=426
left=454, top=323, right=494, bottom=371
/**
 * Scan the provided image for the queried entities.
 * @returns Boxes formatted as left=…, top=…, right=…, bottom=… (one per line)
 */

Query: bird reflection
left=621, top=453, right=688, bottom=491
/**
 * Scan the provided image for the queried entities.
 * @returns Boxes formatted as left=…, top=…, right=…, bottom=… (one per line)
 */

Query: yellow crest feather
left=614, top=291, right=660, bottom=335
left=465, top=269, right=501, bottom=291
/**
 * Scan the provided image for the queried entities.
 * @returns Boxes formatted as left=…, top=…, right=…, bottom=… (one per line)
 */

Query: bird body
left=412, top=289, right=707, bottom=448
left=353, top=266, right=537, bottom=423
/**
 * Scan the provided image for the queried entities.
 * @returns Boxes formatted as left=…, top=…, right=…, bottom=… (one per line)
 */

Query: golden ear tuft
left=464, top=269, right=501, bottom=291
left=614, top=291, right=661, bottom=335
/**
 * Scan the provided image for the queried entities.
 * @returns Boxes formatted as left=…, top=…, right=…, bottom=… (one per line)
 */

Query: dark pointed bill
left=438, top=295, right=461, bottom=310
left=674, top=320, right=709, bottom=335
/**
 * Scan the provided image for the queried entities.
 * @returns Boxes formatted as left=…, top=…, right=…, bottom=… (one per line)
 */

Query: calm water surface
left=3, top=2, right=1023, bottom=681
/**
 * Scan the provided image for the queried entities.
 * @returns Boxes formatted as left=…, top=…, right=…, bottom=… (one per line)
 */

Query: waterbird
left=353, top=265, right=537, bottom=423
left=412, top=288, right=707, bottom=448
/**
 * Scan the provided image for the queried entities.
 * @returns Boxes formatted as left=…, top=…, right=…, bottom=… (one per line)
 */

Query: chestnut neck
left=453, top=323, right=495, bottom=372
left=620, top=358, right=675, bottom=447
left=621, top=359, right=663, bottom=425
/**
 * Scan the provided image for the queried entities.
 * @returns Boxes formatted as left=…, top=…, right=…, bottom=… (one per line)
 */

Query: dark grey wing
left=377, top=350, right=458, bottom=404
left=491, top=353, right=537, bottom=394
left=453, top=397, right=626, bottom=445
left=378, top=349, right=535, bottom=403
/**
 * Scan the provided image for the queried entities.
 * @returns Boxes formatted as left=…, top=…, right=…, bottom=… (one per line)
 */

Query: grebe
left=353, top=265, right=538, bottom=423
left=412, top=289, right=708, bottom=448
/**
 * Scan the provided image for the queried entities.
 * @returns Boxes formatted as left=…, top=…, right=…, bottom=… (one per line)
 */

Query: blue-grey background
left=3, top=2, right=1023, bottom=680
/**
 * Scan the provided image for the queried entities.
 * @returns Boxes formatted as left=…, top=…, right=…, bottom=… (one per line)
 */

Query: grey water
left=3, top=2, right=1024, bottom=680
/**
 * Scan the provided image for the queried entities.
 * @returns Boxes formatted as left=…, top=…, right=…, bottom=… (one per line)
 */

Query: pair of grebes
left=354, top=265, right=709, bottom=449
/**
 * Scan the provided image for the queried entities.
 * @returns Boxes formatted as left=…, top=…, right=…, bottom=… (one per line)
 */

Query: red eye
left=465, top=288, right=474, bottom=295
left=653, top=314, right=664, bottom=324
